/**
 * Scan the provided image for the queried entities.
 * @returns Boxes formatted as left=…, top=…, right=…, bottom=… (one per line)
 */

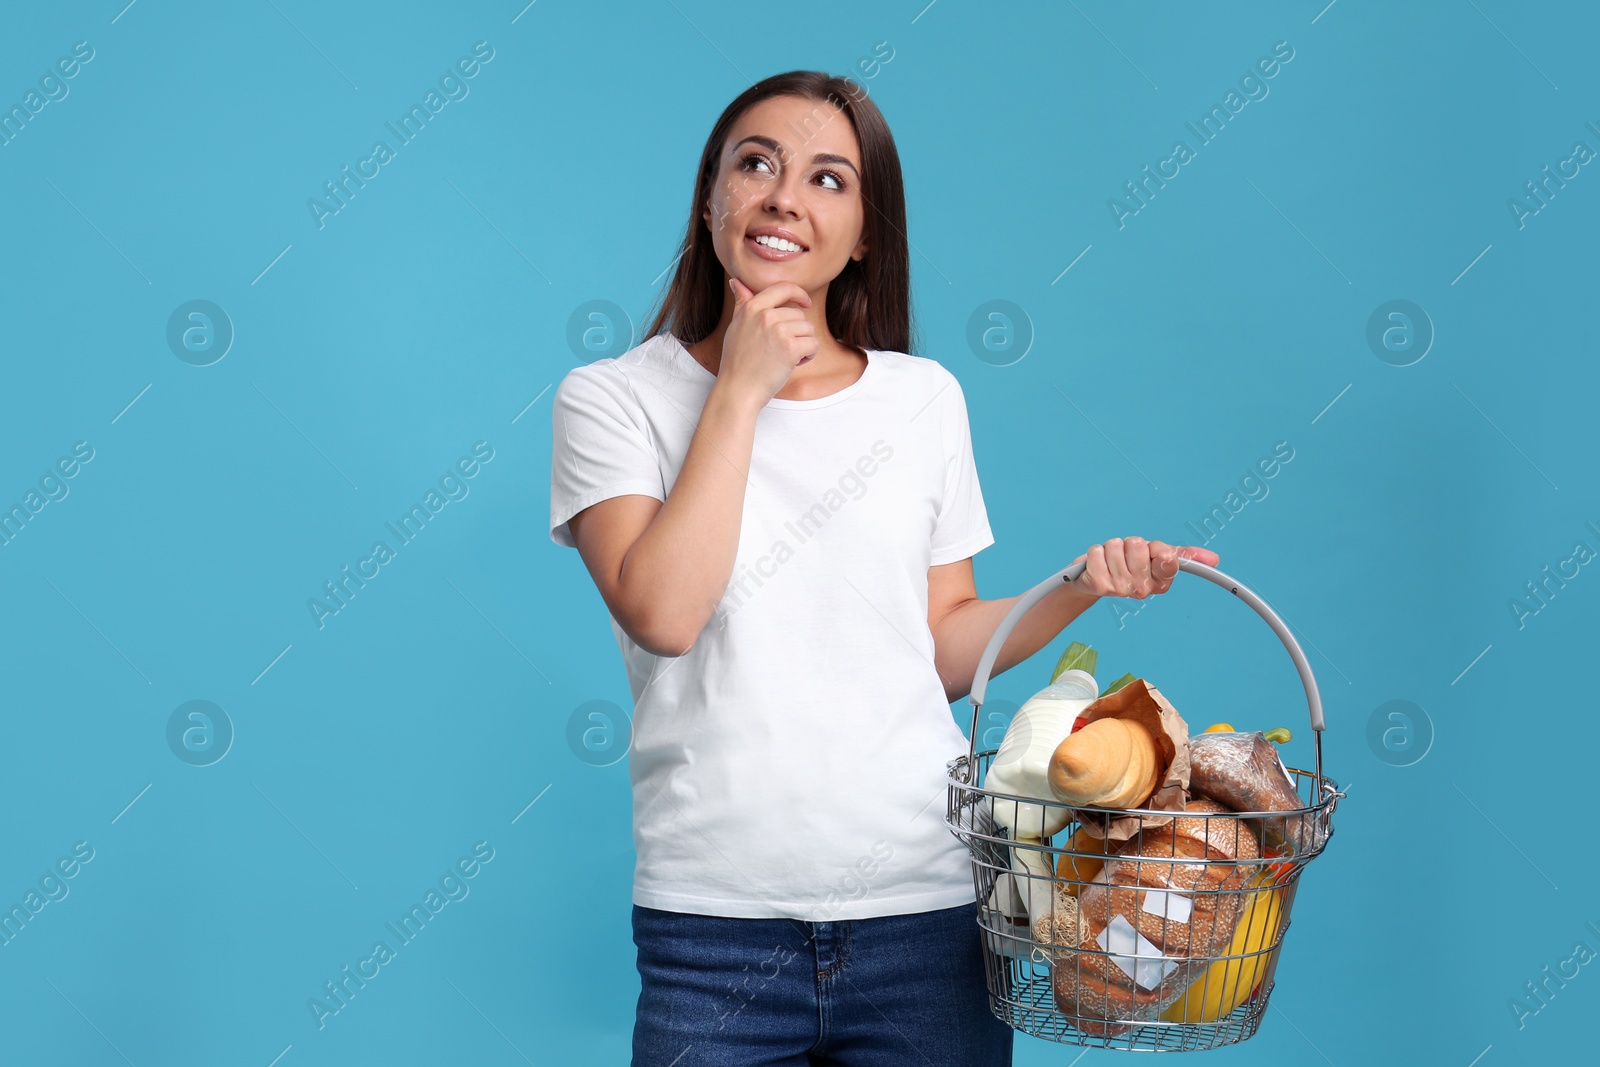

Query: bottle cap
left=1051, top=668, right=1099, bottom=698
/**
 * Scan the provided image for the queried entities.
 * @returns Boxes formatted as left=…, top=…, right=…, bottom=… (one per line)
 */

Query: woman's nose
left=761, top=172, right=803, bottom=217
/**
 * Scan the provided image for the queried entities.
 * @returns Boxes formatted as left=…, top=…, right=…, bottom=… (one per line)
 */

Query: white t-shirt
left=548, top=332, right=995, bottom=920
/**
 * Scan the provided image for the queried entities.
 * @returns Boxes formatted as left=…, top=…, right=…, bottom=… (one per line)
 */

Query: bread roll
left=1045, top=799, right=1262, bottom=1036
left=1048, top=717, right=1161, bottom=809
left=1050, top=678, right=1191, bottom=842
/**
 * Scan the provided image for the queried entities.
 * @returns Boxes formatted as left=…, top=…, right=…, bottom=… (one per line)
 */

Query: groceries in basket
left=1036, top=797, right=1261, bottom=1036
left=982, top=641, right=1320, bottom=1034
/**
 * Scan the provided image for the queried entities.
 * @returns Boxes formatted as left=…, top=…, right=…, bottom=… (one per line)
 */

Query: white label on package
left=1096, top=914, right=1179, bottom=990
left=1140, top=888, right=1193, bottom=924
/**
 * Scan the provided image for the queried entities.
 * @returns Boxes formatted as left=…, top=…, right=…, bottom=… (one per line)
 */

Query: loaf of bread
left=1040, top=799, right=1262, bottom=1036
left=1189, top=730, right=1325, bottom=854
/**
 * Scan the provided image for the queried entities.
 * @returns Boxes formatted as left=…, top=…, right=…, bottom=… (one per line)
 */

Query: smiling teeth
left=754, top=234, right=803, bottom=252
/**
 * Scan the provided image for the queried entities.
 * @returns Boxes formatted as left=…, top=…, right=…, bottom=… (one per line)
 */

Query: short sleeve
left=928, top=372, right=995, bottom=566
left=549, top=366, right=665, bottom=548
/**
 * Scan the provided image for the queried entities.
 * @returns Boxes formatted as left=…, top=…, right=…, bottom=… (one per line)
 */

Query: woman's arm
left=929, top=565, right=1098, bottom=704
left=569, top=385, right=763, bottom=657
left=929, top=537, right=1218, bottom=703
left=568, top=281, right=823, bottom=657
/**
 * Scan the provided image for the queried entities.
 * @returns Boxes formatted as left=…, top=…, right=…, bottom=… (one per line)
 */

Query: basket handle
left=964, top=557, right=1326, bottom=788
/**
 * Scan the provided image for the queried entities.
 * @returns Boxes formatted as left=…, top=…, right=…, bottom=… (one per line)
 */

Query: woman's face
left=701, top=94, right=868, bottom=298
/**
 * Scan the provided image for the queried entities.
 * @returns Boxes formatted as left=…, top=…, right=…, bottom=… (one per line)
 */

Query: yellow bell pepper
left=1160, top=868, right=1285, bottom=1023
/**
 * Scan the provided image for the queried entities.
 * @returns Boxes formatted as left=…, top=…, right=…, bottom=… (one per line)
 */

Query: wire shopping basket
left=945, top=558, right=1343, bottom=1052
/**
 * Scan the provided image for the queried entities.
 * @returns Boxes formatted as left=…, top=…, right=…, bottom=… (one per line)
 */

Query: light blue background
left=1, top=1, right=1594, bottom=1064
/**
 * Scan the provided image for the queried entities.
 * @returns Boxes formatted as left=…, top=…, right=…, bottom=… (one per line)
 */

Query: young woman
left=549, top=70, right=1218, bottom=1067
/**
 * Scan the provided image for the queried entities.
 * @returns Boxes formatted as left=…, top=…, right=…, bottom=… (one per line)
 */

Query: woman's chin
left=738, top=265, right=810, bottom=292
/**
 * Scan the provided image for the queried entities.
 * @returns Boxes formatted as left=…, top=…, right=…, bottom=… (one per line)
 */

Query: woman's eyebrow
left=731, top=134, right=860, bottom=178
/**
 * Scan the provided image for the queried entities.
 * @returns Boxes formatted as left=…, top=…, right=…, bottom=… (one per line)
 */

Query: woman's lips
left=746, top=234, right=806, bottom=260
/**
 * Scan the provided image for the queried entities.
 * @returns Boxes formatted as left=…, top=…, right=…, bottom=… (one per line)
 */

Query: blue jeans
left=631, top=900, right=1014, bottom=1066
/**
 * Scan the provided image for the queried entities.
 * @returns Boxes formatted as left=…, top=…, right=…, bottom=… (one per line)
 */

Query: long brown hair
left=644, top=71, right=915, bottom=356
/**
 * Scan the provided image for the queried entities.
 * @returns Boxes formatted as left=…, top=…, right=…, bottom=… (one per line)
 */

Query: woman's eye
left=737, top=154, right=846, bottom=192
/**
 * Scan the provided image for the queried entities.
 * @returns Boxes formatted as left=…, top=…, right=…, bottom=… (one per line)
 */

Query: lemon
left=1201, top=722, right=1234, bottom=733
left=1160, top=869, right=1284, bottom=1023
